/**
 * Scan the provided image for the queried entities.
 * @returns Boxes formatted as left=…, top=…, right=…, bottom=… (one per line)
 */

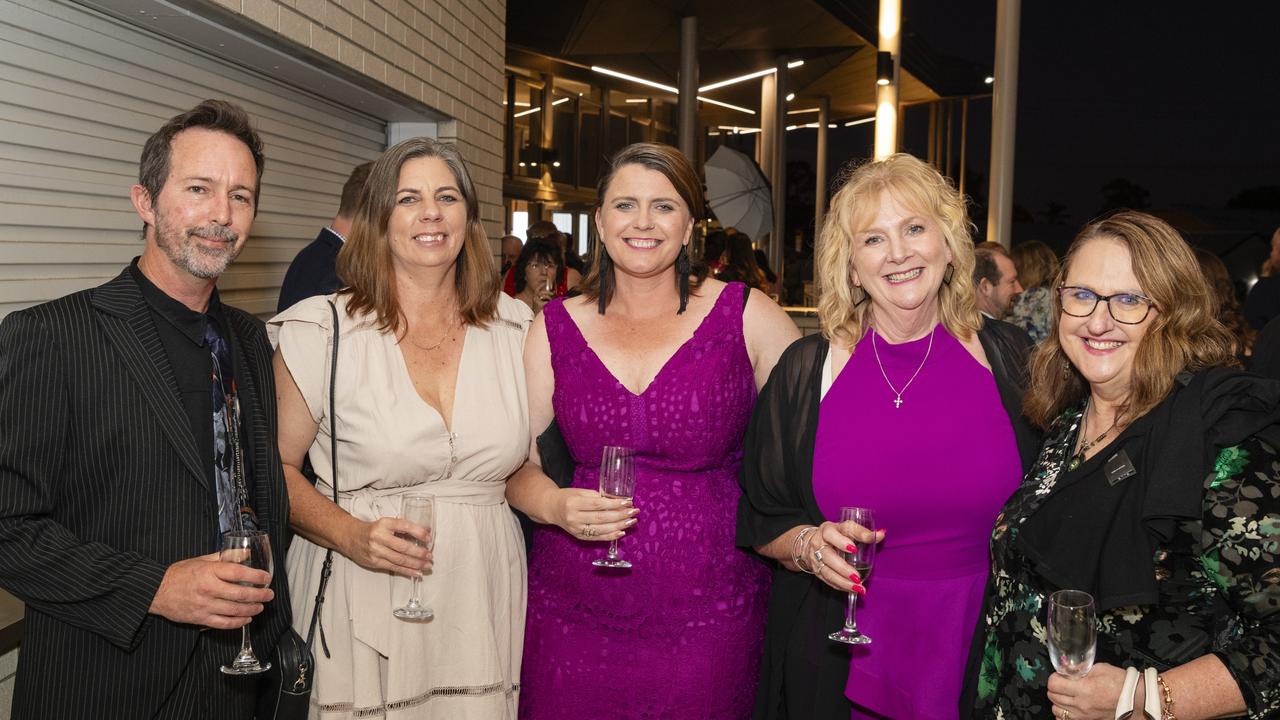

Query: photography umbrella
left=704, top=145, right=773, bottom=243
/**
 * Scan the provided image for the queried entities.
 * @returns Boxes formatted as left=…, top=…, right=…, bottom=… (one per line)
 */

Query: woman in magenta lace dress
left=507, top=143, right=799, bottom=718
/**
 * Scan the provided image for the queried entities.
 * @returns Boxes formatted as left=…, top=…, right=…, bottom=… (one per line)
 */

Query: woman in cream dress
left=270, top=138, right=530, bottom=719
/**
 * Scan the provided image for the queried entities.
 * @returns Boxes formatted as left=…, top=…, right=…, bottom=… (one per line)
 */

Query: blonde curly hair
left=816, top=153, right=981, bottom=348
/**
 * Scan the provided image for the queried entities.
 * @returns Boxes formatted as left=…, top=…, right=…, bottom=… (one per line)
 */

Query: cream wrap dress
left=269, top=293, right=531, bottom=719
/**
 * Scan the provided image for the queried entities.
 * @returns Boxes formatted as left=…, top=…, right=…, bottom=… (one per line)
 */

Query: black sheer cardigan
left=736, top=323, right=1040, bottom=720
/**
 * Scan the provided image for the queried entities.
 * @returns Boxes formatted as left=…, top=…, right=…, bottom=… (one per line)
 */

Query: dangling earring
left=942, top=262, right=955, bottom=286
left=852, top=282, right=869, bottom=307
left=677, top=244, right=691, bottom=277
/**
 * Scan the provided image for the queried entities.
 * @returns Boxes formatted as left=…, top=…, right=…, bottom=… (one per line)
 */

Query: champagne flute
left=592, top=446, right=635, bottom=568
left=541, top=274, right=556, bottom=299
left=828, top=506, right=876, bottom=645
left=219, top=530, right=273, bottom=675
left=393, top=494, right=436, bottom=621
left=1047, top=589, right=1096, bottom=677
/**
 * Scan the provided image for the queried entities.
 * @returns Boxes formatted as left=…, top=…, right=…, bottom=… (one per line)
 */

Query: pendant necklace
left=1067, top=398, right=1117, bottom=471
left=870, top=325, right=936, bottom=409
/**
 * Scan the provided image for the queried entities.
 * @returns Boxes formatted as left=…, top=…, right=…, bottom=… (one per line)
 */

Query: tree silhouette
left=1228, top=186, right=1280, bottom=211
left=1099, top=178, right=1150, bottom=213
left=1038, top=201, right=1069, bottom=225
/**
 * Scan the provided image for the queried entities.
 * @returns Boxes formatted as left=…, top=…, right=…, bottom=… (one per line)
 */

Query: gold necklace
left=410, top=317, right=457, bottom=351
left=1067, top=399, right=1117, bottom=471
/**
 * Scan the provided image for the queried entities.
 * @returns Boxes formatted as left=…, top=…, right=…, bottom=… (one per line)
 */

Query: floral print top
left=1008, top=286, right=1054, bottom=344
left=969, top=403, right=1280, bottom=719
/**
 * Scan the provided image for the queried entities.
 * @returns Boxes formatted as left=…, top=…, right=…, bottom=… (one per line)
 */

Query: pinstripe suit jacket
left=0, top=268, right=292, bottom=719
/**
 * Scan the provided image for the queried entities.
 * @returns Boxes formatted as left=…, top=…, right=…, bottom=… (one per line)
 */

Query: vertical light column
left=769, top=56, right=788, bottom=283
left=758, top=74, right=776, bottom=177
left=986, top=0, right=1021, bottom=248
left=678, top=16, right=699, bottom=162
left=873, top=0, right=901, bottom=160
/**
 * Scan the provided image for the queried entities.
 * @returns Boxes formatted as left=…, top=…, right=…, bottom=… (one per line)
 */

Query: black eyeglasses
left=1057, top=285, right=1156, bottom=324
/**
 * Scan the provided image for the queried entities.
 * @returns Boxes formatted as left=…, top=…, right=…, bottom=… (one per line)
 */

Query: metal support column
left=758, top=74, right=775, bottom=177
left=770, top=56, right=788, bottom=282
left=986, top=0, right=1021, bottom=247
left=678, top=16, right=699, bottom=162
left=815, top=96, right=830, bottom=241
left=597, top=86, right=611, bottom=176
left=504, top=74, right=516, bottom=176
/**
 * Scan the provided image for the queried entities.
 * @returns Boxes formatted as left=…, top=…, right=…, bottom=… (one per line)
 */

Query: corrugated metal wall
left=0, top=0, right=386, bottom=318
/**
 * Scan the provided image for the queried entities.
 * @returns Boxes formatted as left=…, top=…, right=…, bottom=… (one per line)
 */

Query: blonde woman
left=736, top=154, right=1040, bottom=719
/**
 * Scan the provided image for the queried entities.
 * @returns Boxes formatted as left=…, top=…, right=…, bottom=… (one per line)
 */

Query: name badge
left=1104, top=449, right=1137, bottom=486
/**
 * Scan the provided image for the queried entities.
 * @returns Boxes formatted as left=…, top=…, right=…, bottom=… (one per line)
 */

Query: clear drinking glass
left=393, top=494, right=436, bottom=621
left=1046, top=589, right=1097, bottom=678
left=219, top=530, right=274, bottom=675
left=592, top=446, right=636, bottom=568
left=828, top=506, right=876, bottom=645
left=541, top=275, right=556, bottom=298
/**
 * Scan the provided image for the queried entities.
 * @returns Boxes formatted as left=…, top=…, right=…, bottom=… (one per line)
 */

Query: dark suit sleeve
left=277, top=237, right=341, bottom=313
left=0, top=310, right=167, bottom=650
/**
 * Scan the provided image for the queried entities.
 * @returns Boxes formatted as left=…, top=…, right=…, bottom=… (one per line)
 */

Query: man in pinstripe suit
left=0, top=100, right=292, bottom=718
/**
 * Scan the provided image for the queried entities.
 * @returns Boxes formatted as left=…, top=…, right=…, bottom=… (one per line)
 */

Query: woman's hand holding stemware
left=551, top=487, right=639, bottom=542
left=806, top=520, right=884, bottom=593
left=341, top=516, right=433, bottom=577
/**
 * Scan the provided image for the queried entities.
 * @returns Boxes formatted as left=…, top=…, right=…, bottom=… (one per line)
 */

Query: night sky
left=788, top=2, right=1280, bottom=252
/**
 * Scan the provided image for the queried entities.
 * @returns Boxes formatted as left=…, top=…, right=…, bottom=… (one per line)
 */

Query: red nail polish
left=846, top=544, right=856, bottom=552
left=849, top=572, right=860, bottom=582
left=852, top=584, right=866, bottom=596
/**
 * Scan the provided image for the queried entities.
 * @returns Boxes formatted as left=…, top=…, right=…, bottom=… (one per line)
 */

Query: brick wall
left=206, top=0, right=508, bottom=237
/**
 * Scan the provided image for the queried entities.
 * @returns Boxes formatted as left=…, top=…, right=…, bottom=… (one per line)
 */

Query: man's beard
left=154, top=212, right=243, bottom=280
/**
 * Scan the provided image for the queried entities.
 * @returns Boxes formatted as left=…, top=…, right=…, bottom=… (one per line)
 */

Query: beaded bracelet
left=1155, top=674, right=1176, bottom=720
left=792, top=526, right=819, bottom=574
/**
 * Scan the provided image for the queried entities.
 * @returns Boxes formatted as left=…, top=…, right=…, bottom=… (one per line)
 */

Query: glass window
left=552, top=213, right=573, bottom=236
left=578, top=214, right=591, bottom=255
left=511, top=211, right=529, bottom=241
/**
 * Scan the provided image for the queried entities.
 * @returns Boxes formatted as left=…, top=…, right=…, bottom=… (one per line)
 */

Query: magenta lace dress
left=520, top=284, right=770, bottom=719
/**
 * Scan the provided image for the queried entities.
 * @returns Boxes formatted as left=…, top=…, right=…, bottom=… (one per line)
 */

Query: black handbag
left=256, top=300, right=343, bottom=719
left=536, top=418, right=575, bottom=489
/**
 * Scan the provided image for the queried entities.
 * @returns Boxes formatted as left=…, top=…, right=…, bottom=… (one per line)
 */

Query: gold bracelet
left=1155, top=673, right=1176, bottom=720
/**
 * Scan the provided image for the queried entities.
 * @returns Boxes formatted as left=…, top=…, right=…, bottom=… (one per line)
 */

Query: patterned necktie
left=205, top=321, right=257, bottom=536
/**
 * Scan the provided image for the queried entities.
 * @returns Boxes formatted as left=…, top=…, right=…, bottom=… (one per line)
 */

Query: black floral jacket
left=968, top=403, right=1280, bottom=719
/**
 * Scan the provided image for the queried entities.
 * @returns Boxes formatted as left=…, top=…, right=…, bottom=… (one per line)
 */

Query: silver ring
left=813, top=546, right=825, bottom=569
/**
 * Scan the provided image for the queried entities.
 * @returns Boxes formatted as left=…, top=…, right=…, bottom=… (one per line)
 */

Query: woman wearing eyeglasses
left=966, top=211, right=1280, bottom=719
left=511, top=238, right=563, bottom=314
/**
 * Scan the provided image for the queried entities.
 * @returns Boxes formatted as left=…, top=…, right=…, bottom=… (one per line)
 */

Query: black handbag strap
left=304, top=300, right=342, bottom=659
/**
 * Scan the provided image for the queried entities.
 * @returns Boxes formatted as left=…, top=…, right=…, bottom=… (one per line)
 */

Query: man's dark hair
left=338, top=161, right=375, bottom=217
left=137, top=99, right=265, bottom=218
left=973, top=246, right=1002, bottom=286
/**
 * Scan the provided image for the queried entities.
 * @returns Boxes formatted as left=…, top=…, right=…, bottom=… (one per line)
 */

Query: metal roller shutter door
left=0, top=0, right=387, bottom=318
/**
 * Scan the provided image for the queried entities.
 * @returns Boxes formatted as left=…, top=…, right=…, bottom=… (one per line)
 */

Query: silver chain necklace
left=870, top=325, right=936, bottom=409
